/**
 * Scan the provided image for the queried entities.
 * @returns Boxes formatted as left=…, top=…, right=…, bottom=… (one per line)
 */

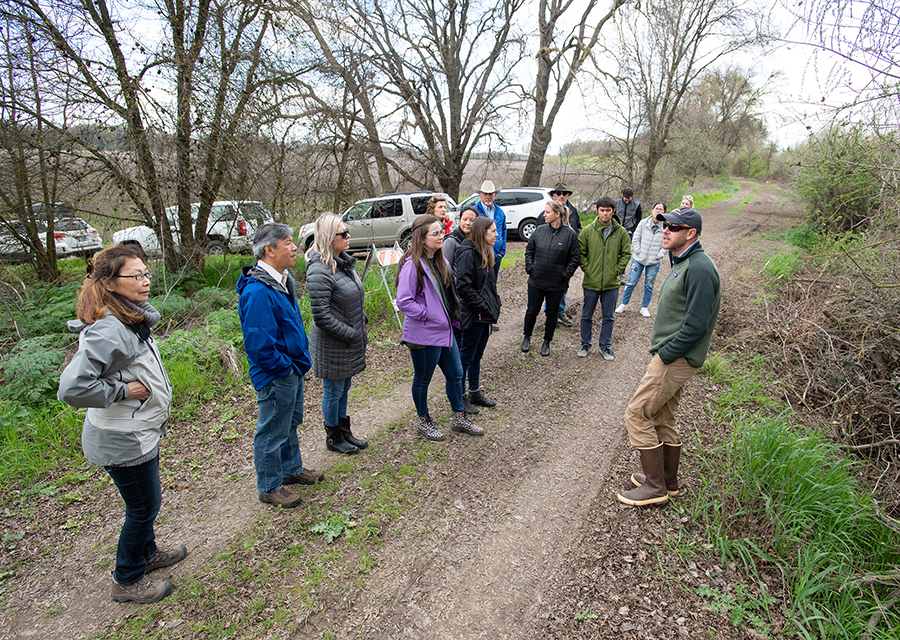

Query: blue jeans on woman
left=254, top=372, right=305, bottom=494
left=105, top=454, right=162, bottom=585
left=409, top=339, right=464, bottom=416
left=459, top=323, right=491, bottom=392
left=621, top=260, right=661, bottom=309
left=322, top=378, right=352, bottom=427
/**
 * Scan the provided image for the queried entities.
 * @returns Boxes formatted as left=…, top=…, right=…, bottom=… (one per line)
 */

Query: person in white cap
left=473, top=180, right=506, bottom=278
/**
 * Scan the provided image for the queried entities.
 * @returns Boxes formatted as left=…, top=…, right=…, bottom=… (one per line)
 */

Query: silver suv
left=457, top=187, right=553, bottom=241
left=113, top=200, right=274, bottom=258
left=298, top=191, right=458, bottom=252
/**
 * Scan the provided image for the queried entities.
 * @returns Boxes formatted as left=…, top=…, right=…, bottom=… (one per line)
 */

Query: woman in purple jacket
left=396, top=215, right=483, bottom=441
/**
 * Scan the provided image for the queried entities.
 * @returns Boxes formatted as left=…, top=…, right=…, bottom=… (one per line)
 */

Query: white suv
left=457, top=187, right=553, bottom=241
left=298, top=191, right=457, bottom=252
left=113, top=200, right=274, bottom=258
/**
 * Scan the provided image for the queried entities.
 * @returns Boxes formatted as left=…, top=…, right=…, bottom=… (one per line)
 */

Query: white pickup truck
left=113, top=201, right=274, bottom=258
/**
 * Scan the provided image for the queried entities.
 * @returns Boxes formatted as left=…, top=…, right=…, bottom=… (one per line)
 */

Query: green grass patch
left=688, top=353, right=900, bottom=639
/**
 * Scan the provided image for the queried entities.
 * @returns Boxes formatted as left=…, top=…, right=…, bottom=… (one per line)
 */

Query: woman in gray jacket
left=306, top=213, right=368, bottom=455
left=58, top=245, right=184, bottom=604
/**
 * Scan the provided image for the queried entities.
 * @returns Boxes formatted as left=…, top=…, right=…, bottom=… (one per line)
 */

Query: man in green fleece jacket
left=617, top=207, right=721, bottom=507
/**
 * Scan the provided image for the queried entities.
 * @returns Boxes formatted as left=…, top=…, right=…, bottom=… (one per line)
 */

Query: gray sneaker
left=417, top=414, right=445, bottom=441
left=600, top=348, right=615, bottom=361
left=577, top=345, right=590, bottom=357
left=111, top=578, right=172, bottom=604
left=451, top=412, right=484, bottom=436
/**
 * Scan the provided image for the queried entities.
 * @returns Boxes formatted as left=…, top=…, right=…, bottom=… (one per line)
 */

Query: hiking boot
left=451, top=412, right=484, bottom=436
left=540, top=340, right=551, bottom=357
left=615, top=303, right=627, bottom=313
left=462, top=394, right=480, bottom=415
left=259, top=486, right=304, bottom=508
left=577, top=345, right=590, bottom=357
left=600, top=348, right=614, bottom=361
left=111, top=578, right=172, bottom=604
left=145, top=545, right=187, bottom=573
left=417, top=414, right=445, bottom=441
left=338, top=416, right=368, bottom=450
left=521, top=336, right=531, bottom=353
left=469, top=390, right=496, bottom=408
left=283, top=468, right=325, bottom=485
left=557, top=313, right=573, bottom=327
left=640, top=307, right=651, bottom=318
left=325, top=425, right=360, bottom=455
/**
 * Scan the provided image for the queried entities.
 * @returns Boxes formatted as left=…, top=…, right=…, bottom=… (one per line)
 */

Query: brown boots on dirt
left=617, top=442, right=681, bottom=506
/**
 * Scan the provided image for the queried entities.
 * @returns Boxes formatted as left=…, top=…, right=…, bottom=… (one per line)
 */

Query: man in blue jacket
left=473, top=179, right=506, bottom=278
left=237, top=223, right=323, bottom=509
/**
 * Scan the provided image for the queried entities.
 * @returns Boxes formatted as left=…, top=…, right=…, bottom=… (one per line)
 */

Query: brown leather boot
left=630, top=442, right=681, bottom=496
left=617, top=445, right=668, bottom=506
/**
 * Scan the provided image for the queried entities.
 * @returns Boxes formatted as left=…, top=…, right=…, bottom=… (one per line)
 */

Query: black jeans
left=523, top=284, right=565, bottom=342
left=104, top=454, right=162, bottom=584
left=459, top=322, right=491, bottom=392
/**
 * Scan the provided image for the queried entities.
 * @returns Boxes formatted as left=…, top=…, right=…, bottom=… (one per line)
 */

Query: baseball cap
left=661, top=207, right=702, bottom=235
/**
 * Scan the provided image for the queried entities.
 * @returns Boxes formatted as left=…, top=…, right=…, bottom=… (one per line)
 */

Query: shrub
left=796, top=126, right=896, bottom=232
left=0, top=335, right=66, bottom=406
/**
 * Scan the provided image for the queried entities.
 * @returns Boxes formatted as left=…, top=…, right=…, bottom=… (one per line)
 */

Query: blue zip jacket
left=237, top=265, right=312, bottom=391
left=474, top=200, right=507, bottom=260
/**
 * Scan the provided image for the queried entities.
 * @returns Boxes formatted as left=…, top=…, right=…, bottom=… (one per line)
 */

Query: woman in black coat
left=306, top=213, right=368, bottom=455
left=521, top=200, right=580, bottom=356
left=455, top=216, right=502, bottom=412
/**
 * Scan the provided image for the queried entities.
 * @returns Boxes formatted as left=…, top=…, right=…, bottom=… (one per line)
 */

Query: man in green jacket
left=617, top=208, right=721, bottom=507
left=578, top=196, right=632, bottom=359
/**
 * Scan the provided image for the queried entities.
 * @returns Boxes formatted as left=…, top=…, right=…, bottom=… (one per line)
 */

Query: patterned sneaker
left=417, top=415, right=445, bottom=441
left=557, top=313, right=573, bottom=328
left=577, top=345, right=590, bottom=357
left=111, top=578, right=172, bottom=604
left=145, top=545, right=187, bottom=573
left=600, top=348, right=615, bottom=361
left=451, top=412, right=484, bottom=436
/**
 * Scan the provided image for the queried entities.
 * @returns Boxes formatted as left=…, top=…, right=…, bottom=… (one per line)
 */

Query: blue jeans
left=322, top=377, right=352, bottom=427
left=409, top=339, right=464, bottom=416
left=254, top=373, right=305, bottom=494
left=459, top=322, right=491, bottom=392
left=105, top=455, right=162, bottom=585
left=580, top=288, right=619, bottom=349
left=621, top=260, right=661, bottom=308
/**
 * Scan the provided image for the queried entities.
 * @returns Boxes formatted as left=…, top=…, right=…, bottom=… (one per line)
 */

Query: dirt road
left=1, top=180, right=802, bottom=639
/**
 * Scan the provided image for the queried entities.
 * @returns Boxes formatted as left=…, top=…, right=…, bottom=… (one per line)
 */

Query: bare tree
left=7, top=0, right=295, bottom=271
left=610, top=0, right=763, bottom=195
left=520, top=0, right=626, bottom=187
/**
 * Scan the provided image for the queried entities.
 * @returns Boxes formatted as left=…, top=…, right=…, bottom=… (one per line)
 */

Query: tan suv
left=298, top=191, right=458, bottom=252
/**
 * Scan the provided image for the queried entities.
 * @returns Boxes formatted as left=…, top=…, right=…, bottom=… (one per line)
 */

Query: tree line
left=0, top=0, right=830, bottom=281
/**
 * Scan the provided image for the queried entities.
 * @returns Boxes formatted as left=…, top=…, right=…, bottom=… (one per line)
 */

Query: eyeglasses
left=426, top=231, right=444, bottom=238
left=335, top=229, right=350, bottom=239
left=115, top=272, right=153, bottom=281
left=662, top=222, right=691, bottom=233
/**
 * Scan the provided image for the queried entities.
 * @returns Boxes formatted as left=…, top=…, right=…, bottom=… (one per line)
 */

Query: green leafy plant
left=0, top=335, right=66, bottom=406
left=310, top=511, right=356, bottom=544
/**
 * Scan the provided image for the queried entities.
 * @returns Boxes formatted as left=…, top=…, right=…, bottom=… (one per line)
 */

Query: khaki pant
left=625, top=354, right=698, bottom=448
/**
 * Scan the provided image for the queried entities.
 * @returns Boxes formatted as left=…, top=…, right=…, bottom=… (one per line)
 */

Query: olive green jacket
left=578, top=217, right=632, bottom=291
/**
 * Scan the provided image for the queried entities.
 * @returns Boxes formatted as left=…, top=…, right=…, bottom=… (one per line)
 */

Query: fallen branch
left=845, top=439, right=900, bottom=452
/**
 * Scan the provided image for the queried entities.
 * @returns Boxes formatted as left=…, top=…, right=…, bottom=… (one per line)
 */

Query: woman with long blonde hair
left=305, top=213, right=368, bottom=454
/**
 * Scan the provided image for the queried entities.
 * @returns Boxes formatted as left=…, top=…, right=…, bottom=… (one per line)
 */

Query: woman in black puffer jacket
left=522, top=200, right=580, bottom=356
left=306, top=213, right=368, bottom=455
left=455, top=216, right=502, bottom=413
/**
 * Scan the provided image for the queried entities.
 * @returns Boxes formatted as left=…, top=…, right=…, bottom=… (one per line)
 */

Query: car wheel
left=305, top=236, right=314, bottom=251
left=518, top=218, right=537, bottom=241
left=206, top=240, right=227, bottom=255
left=399, top=231, right=412, bottom=252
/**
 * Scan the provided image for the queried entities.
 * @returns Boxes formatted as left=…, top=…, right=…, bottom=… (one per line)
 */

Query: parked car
left=297, top=191, right=458, bottom=252
left=457, top=187, right=553, bottom=241
left=112, top=200, right=274, bottom=258
left=0, top=204, right=103, bottom=263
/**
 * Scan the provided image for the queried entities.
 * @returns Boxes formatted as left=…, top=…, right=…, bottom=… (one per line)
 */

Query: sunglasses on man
left=662, top=221, right=692, bottom=233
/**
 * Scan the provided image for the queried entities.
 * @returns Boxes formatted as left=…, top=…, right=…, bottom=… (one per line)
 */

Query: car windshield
left=238, top=202, right=273, bottom=223
left=54, top=218, right=89, bottom=231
